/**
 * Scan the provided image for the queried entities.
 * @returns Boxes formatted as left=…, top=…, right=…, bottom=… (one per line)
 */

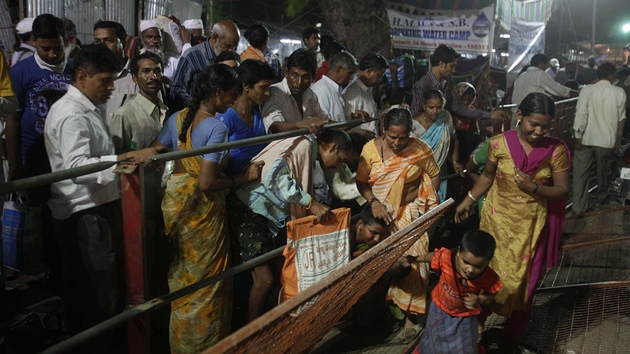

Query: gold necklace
left=197, top=108, right=215, bottom=117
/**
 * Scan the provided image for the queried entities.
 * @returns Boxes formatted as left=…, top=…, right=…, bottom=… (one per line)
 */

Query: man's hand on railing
left=296, top=117, right=328, bottom=134
left=120, top=146, right=166, bottom=165
left=349, top=110, right=369, bottom=122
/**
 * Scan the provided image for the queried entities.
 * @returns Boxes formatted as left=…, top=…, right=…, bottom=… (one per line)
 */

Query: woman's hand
left=242, top=161, right=265, bottom=184
left=371, top=199, right=393, bottom=224
left=309, top=199, right=331, bottom=223
left=513, top=167, right=537, bottom=194
left=453, top=161, right=464, bottom=177
left=454, top=199, right=474, bottom=224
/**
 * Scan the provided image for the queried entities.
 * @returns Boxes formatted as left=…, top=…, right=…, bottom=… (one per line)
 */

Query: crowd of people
left=0, top=11, right=628, bottom=354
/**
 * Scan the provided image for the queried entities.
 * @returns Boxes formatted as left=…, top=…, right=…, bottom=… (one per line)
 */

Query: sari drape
left=163, top=110, right=232, bottom=352
left=420, top=111, right=451, bottom=202
left=356, top=138, right=439, bottom=314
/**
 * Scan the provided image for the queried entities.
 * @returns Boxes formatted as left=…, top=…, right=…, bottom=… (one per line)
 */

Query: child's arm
left=388, top=255, right=415, bottom=278
left=463, top=292, right=497, bottom=311
left=415, top=252, right=435, bottom=263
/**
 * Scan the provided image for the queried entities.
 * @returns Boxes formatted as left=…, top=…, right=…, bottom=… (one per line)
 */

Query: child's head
left=356, top=204, right=389, bottom=247
left=456, top=230, right=496, bottom=280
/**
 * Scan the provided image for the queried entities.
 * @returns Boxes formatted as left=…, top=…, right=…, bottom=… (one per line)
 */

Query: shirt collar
left=67, top=85, right=98, bottom=112
left=321, top=75, right=341, bottom=93
left=204, top=40, right=215, bottom=59
left=356, top=77, right=370, bottom=92
left=135, top=92, right=167, bottom=115
left=116, top=58, right=131, bottom=79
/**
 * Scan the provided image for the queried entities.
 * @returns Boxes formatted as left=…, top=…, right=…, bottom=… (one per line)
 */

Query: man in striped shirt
left=169, top=19, right=240, bottom=110
left=410, top=44, right=506, bottom=123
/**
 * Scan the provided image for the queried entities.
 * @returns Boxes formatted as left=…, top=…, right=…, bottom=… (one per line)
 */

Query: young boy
left=414, top=230, right=502, bottom=354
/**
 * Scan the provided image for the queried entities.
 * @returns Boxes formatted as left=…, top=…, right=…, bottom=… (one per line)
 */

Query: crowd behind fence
left=22, top=97, right=578, bottom=354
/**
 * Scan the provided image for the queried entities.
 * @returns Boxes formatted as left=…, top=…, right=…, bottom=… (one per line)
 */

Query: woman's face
left=215, top=86, right=239, bottom=113
left=244, top=80, right=274, bottom=106
left=519, top=112, right=552, bottom=145
left=423, top=97, right=444, bottom=121
left=384, top=124, right=410, bottom=153
left=356, top=220, right=388, bottom=247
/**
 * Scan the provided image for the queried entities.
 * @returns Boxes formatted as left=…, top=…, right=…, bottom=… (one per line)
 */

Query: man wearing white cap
left=139, top=19, right=181, bottom=83
left=11, top=18, right=36, bottom=66
left=546, top=58, right=560, bottom=80
left=182, top=19, right=206, bottom=49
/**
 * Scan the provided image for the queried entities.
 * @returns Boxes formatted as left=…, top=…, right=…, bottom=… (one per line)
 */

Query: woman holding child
left=356, top=107, right=440, bottom=341
left=455, top=92, right=570, bottom=350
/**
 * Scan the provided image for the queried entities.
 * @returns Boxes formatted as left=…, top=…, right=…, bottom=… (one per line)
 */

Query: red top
left=430, top=248, right=503, bottom=317
left=314, top=61, right=330, bottom=83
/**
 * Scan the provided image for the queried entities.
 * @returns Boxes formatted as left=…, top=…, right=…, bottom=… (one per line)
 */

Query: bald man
left=169, top=19, right=240, bottom=109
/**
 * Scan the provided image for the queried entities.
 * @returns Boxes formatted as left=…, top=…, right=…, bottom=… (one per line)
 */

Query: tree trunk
left=318, top=0, right=392, bottom=60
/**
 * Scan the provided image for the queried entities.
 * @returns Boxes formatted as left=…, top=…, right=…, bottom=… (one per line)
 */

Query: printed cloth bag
left=280, top=208, right=351, bottom=306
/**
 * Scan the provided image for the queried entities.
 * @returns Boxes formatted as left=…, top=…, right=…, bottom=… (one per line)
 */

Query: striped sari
left=356, top=138, right=439, bottom=314
left=162, top=111, right=232, bottom=352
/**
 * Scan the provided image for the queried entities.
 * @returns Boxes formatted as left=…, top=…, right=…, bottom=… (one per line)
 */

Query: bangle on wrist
left=368, top=197, right=379, bottom=205
left=532, top=183, right=539, bottom=194
left=467, top=191, right=478, bottom=202
left=306, top=197, right=314, bottom=210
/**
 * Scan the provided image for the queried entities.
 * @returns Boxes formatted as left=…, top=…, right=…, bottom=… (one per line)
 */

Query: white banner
left=508, top=19, right=546, bottom=73
left=388, top=6, right=494, bottom=54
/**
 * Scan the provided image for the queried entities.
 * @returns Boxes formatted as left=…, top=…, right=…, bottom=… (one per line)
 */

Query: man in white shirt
left=512, top=54, right=577, bottom=127
left=311, top=50, right=357, bottom=122
left=261, top=48, right=328, bottom=134
left=572, top=62, right=626, bottom=215
left=94, top=20, right=138, bottom=125
left=44, top=44, right=161, bottom=338
left=344, top=53, right=388, bottom=135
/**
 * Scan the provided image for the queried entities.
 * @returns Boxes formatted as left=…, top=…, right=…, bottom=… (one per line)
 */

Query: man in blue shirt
left=7, top=14, right=72, bottom=195
left=169, top=19, right=239, bottom=111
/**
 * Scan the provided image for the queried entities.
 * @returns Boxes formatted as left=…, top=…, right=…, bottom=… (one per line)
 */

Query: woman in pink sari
left=454, top=92, right=570, bottom=351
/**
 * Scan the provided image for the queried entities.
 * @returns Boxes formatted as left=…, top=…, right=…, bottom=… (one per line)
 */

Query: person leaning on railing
left=149, top=63, right=262, bottom=353
left=43, top=44, right=164, bottom=351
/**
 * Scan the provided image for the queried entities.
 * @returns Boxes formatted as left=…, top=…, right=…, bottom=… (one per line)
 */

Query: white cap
left=16, top=18, right=34, bottom=35
left=183, top=19, right=203, bottom=30
left=139, top=19, right=159, bottom=33
left=549, top=58, right=560, bottom=67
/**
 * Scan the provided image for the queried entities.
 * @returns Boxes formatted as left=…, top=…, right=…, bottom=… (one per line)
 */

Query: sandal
left=397, top=323, right=423, bottom=344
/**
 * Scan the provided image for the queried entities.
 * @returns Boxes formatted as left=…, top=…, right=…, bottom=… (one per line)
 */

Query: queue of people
left=0, top=12, right=628, bottom=354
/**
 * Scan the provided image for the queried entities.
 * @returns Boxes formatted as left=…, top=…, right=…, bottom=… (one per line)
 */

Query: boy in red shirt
left=414, top=230, right=502, bottom=354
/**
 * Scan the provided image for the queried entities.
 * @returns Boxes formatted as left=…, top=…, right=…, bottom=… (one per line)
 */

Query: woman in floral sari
left=152, top=64, right=262, bottom=353
left=455, top=92, right=570, bottom=351
left=356, top=107, right=440, bottom=341
left=411, top=89, right=464, bottom=202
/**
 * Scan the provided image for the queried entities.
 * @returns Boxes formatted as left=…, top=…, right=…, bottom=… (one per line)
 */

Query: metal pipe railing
left=0, top=119, right=368, bottom=197
left=40, top=246, right=285, bottom=354
left=150, top=119, right=368, bottom=163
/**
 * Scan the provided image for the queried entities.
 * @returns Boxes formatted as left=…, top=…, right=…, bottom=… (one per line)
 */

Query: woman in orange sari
left=356, top=107, right=440, bottom=341
left=152, top=64, right=262, bottom=353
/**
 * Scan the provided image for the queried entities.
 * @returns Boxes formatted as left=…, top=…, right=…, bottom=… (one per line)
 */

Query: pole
left=121, top=167, right=150, bottom=354
left=590, top=0, right=597, bottom=55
